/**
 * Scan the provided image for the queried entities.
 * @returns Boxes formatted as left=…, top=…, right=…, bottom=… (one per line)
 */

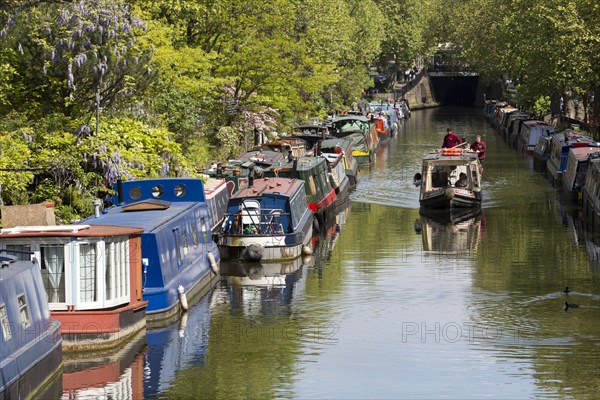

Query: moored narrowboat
left=204, top=176, right=232, bottom=238
left=330, top=115, right=379, bottom=164
left=417, top=147, right=483, bottom=209
left=562, top=147, right=600, bottom=202
left=0, top=251, right=63, bottom=399
left=319, top=137, right=359, bottom=189
left=582, top=158, right=600, bottom=232
left=0, top=224, right=148, bottom=352
left=517, top=120, right=555, bottom=154
left=218, top=177, right=313, bottom=262
left=80, top=178, right=221, bottom=326
left=265, top=155, right=337, bottom=223
left=321, top=151, right=351, bottom=206
left=546, top=130, right=598, bottom=186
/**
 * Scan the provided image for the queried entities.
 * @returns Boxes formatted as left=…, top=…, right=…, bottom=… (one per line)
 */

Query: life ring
left=441, top=148, right=463, bottom=156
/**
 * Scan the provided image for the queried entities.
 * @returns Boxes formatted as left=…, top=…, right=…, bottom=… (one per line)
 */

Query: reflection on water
left=61, top=330, right=146, bottom=399
left=418, top=208, right=483, bottom=253
left=220, top=258, right=309, bottom=317
left=56, top=107, right=599, bottom=400
left=143, top=292, right=213, bottom=398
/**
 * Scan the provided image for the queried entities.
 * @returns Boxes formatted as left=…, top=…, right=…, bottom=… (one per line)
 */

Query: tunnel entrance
left=430, top=75, right=479, bottom=106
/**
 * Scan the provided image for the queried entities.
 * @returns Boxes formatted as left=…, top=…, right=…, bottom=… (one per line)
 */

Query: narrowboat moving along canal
left=416, top=146, right=483, bottom=209
left=218, top=177, right=313, bottom=262
left=0, top=250, right=63, bottom=400
left=80, top=178, right=221, bottom=326
left=0, top=224, right=148, bottom=352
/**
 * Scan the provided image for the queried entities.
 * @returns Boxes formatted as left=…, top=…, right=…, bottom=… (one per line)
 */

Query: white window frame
left=104, top=237, right=130, bottom=308
left=0, top=239, right=71, bottom=311
left=0, top=236, right=130, bottom=311
left=0, top=303, right=12, bottom=341
left=75, top=240, right=103, bottom=310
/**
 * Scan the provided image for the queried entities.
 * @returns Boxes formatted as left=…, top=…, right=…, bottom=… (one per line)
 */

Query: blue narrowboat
left=0, top=251, right=63, bottom=399
left=219, top=177, right=313, bottom=262
left=81, top=178, right=221, bottom=325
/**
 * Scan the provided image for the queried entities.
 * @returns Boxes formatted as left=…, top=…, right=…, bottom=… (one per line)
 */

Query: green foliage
left=0, top=129, right=33, bottom=204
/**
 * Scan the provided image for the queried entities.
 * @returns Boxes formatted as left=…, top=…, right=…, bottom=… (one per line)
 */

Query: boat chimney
left=117, top=178, right=124, bottom=204
left=292, top=159, right=298, bottom=179
left=248, top=166, right=255, bottom=187
left=92, top=199, right=102, bottom=218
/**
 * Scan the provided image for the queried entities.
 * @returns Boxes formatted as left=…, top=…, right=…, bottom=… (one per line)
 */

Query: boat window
left=151, top=185, right=165, bottom=198
left=174, top=184, right=187, bottom=198
left=0, top=304, right=11, bottom=341
left=201, top=218, right=208, bottom=241
left=105, top=239, right=129, bottom=303
left=17, top=294, right=31, bottom=329
left=192, top=222, right=199, bottom=248
left=5, top=244, right=30, bottom=260
left=40, top=244, right=66, bottom=303
left=173, top=228, right=182, bottom=267
left=80, top=243, right=98, bottom=302
left=129, top=186, right=142, bottom=200
left=307, top=176, right=317, bottom=198
left=182, top=231, right=189, bottom=256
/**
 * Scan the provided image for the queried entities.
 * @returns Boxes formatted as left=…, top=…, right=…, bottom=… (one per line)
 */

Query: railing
left=222, top=209, right=289, bottom=235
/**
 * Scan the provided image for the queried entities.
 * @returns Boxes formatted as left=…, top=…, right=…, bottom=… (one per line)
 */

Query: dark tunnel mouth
left=442, top=84, right=476, bottom=106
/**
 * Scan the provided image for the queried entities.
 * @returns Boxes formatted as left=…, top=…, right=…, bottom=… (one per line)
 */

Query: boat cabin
left=419, top=149, right=483, bottom=209
left=563, top=147, right=600, bottom=201
left=219, top=177, right=313, bottom=262
left=0, top=224, right=148, bottom=351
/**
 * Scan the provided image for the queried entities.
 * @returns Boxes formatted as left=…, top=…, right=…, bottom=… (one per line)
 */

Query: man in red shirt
left=442, top=128, right=461, bottom=148
left=470, top=135, right=487, bottom=166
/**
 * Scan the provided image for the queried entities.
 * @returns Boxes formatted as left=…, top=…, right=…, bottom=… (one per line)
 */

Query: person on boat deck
left=455, top=172, right=468, bottom=188
left=470, top=135, right=487, bottom=166
left=442, top=128, right=462, bottom=148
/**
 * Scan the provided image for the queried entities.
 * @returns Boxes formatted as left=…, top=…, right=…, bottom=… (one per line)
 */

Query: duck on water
left=565, top=301, right=579, bottom=311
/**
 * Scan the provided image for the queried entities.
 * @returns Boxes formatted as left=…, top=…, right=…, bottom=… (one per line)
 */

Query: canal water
left=61, top=107, right=600, bottom=399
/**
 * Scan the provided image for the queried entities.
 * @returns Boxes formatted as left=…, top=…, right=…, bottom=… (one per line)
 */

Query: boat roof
left=232, top=177, right=303, bottom=199
left=0, top=255, right=38, bottom=283
left=82, top=200, right=200, bottom=232
left=569, top=147, right=600, bottom=161
left=552, top=130, right=597, bottom=146
left=523, top=120, right=552, bottom=128
left=229, top=149, right=288, bottom=169
left=204, top=177, right=227, bottom=196
left=331, top=115, right=370, bottom=124
left=320, top=137, right=352, bottom=151
left=0, top=224, right=143, bottom=238
left=254, top=138, right=307, bottom=150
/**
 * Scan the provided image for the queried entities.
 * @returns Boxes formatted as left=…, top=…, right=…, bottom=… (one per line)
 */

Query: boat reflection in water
left=583, top=229, right=600, bottom=272
left=143, top=293, right=213, bottom=398
left=311, top=202, right=349, bottom=271
left=418, top=208, right=483, bottom=255
left=220, top=257, right=309, bottom=316
left=61, top=329, right=146, bottom=399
